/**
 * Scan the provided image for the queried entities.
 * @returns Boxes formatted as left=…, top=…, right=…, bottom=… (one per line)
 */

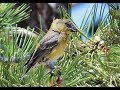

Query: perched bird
left=22, top=18, right=77, bottom=78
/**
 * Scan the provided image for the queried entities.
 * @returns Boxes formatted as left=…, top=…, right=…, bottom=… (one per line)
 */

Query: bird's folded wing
left=24, top=31, right=60, bottom=67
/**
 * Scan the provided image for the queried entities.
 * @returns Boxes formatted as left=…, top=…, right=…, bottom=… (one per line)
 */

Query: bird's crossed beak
left=65, top=22, right=77, bottom=32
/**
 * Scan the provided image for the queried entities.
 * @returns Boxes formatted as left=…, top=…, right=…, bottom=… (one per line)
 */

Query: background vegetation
left=0, top=3, right=119, bottom=87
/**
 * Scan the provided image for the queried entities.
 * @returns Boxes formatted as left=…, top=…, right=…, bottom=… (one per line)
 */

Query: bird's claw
left=49, top=70, right=55, bottom=78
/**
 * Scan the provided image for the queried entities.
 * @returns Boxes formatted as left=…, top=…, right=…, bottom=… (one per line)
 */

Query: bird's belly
left=47, top=41, right=67, bottom=61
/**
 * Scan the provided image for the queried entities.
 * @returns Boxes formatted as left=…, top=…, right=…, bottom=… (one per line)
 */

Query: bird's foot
left=49, top=70, right=63, bottom=87
left=45, top=61, right=63, bottom=86
left=49, top=66, right=62, bottom=78
left=45, top=61, right=57, bottom=78
left=49, top=69, right=55, bottom=78
left=50, top=68, right=63, bottom=86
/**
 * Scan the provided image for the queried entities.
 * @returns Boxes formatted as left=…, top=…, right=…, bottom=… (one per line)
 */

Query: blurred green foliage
left=0, top=3, right=119, bottom=87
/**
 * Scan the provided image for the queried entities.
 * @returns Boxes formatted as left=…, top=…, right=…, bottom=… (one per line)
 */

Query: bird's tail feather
left=21, top=53, right=39, bottom=80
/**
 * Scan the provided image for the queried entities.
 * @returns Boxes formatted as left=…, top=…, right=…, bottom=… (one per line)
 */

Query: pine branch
left=0, top=3, right=31, bottom=28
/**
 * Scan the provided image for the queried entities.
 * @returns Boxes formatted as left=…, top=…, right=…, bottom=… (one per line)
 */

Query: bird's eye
left=65, top=22, right=71, bottom=28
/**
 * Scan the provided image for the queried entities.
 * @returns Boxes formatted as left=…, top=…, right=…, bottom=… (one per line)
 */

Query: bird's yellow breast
left=46, top=33, right=69, bottom=61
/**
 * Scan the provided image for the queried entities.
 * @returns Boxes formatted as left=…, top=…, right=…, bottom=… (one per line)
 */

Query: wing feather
left=24, top=31, right=60, bottom=74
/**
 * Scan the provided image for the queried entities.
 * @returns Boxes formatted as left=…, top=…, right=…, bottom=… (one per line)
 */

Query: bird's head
left=50, top=19, right=77, bottom=34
